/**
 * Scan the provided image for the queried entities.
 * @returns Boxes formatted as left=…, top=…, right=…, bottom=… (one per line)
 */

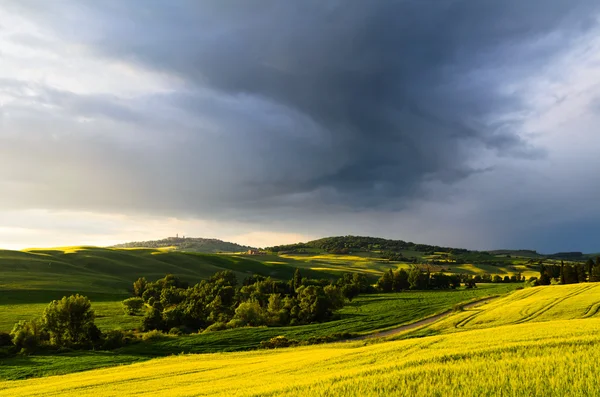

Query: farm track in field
left=354, top=296, right=500, bottom=340
left=514, top=284, right=597, bottom=324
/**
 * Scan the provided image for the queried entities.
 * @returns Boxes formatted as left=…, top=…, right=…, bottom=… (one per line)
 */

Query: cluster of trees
left=267, top=236, right=469, bottom=255
left=536, top=259, right=600, bottom=285
left=482, top=274, right=523, bottom=283
left=375, top=268, right=527, bottom=292
left=4, top=295, right=106, bottom=353
left=133, top=270, right=366, bottom=334
left=379, top=251, right=418, bottom=263
left=375, top=268, right=476, bottom=292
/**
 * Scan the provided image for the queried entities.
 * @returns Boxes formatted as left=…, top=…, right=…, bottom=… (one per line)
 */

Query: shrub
left=203, top=322, right=228, bottom=333
left=102, top=330, right=137, bottom=350
left=168, top=327, right=183, bottom=336
left=122, top=297, right=145, bottom=316
left=10, top=319, right=43, bottom=353
left=259, top=335, right=300, bottom=349
left=142, top=330, right=171, bottom=342
left=226, top=318, right=246, bottom=329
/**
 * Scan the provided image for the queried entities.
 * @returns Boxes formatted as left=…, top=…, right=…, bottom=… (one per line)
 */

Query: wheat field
left=2, top=317, right=600, bottom=395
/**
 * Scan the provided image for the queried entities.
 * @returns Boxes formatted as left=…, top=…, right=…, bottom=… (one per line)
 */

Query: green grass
left=0, top=284, right=519, bottom=380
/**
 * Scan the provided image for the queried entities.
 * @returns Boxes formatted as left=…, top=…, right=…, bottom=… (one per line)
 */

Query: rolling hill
left=0, top=247, right=327, bottom=301
left=111, top=237, right=255, bottom=253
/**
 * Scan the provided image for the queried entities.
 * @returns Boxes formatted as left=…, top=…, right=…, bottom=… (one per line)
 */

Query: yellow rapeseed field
left=3, top=284, right=600, bottom=396
left=431, top=283, right=600, bottom=332
left=2, top=319, right=600, bottom=396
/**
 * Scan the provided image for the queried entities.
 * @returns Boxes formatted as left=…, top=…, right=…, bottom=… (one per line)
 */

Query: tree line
left=375, top=268, right=476, bottom=292
left=535, top=258, right=600, bottom=285
left=375, top=267, right=525, bottom=292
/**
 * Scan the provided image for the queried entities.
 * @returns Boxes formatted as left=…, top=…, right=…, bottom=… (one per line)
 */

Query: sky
left=1, top=1, right=600, bottom=253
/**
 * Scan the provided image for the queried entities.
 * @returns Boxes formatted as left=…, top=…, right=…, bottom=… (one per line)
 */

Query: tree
left=266, top=294, right=286, bottom=326
left=133, top=277, right=148, bottom=297
left=122, top=297, right=145, bottom=315
left=142, top=307, right=164, bottom=331
left=341, top=283, right=360, bottom=301
left=464, top=276, right=477, bottom=289
left=42, top=295, right=100, bottom=347
left=377, top=269, right=394, bottom=292
left=586, top=258, right=594, bottom=280
left=591, top=264, right=600, bottom=282
left=393, top=269, right=410, bottom=291
left=292, top=269, right=303, bottom=293
left=232, top=301, right=266, bottom=326
left=576, top=264, right=587, bottom=283
left=408, top=266, right=427, bottom=290
left=538, top=272, right=551, bottom=285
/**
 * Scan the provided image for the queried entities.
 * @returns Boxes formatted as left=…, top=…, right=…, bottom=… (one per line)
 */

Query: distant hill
left=111, top=237, right=255, bottom=253
left=267, top=235, right=471, bottom=255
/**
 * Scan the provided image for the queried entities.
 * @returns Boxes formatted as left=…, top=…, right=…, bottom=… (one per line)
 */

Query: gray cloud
left=2, top=1, right=600, bottom=250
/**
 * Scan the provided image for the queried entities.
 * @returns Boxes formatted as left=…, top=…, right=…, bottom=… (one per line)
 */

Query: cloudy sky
left=1, top=1, right=600, bottom=252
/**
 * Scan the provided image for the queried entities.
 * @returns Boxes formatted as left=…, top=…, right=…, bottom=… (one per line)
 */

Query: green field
left=257, top=252, right=541, bottom=278
left=2, top=283, right=600, bottom=396
left=0, top=247, right=332, bottom=298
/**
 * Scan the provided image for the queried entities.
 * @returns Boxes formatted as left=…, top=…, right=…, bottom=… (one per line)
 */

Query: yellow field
left=429, top=283, right=600, bottom=332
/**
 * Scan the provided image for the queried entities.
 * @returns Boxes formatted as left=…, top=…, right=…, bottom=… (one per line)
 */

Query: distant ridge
left=111, top=237, right=255, bottom=253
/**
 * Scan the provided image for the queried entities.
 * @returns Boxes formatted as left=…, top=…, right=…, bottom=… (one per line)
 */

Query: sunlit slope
left=429, top=283, right=600, bottom=332
left=0, top=247, right=324, bottom=298
left=266, top=252, right=539, bottom=278
left=2, top=318, right=600, bottom=396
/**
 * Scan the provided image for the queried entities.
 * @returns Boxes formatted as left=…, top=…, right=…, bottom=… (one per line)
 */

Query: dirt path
left=352, top=296, right=498, bottom=341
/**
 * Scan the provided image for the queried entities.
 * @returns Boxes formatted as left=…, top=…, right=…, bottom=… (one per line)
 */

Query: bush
left=122, top=297, right=145, bottom=316
left=10, top=319, right=43, bottom=353
left=203, top=322, right=228, bottom=333
left=259, top=336, right=300, bottom=349
left=226, top=318, right=246, bottom=329
left=102, top=330, right=137, bottom=350
left=142, top=330, right=171, bottom=342
left=168, top=327, right=182, bottom=336
left=305, top=333, right=353, bottom=345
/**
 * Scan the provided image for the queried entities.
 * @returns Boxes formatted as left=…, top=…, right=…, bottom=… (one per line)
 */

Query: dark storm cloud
left=2, top=0, right=599, bottom=219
